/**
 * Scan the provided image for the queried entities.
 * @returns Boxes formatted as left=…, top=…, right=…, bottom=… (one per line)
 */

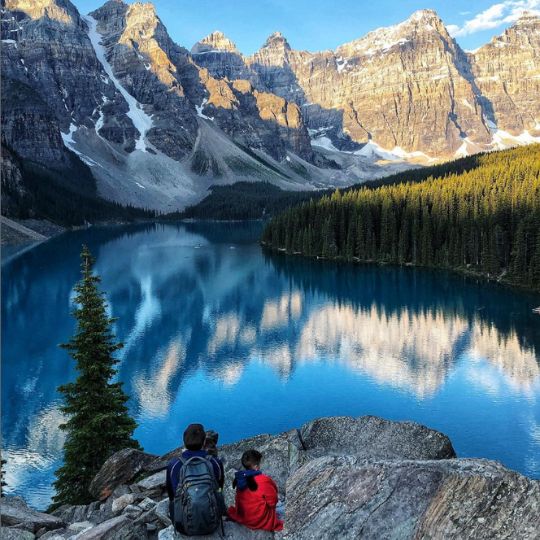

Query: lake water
left=2, top=221, right=540, bottom=509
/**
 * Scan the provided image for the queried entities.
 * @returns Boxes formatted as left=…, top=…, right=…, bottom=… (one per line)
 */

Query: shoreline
left=0, top=217, right=160, bottom=247
left=261, top=242, right=540, bottom=295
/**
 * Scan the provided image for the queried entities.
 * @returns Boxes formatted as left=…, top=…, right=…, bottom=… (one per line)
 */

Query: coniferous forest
left=262, top=145, right=540, bottom=290
left=174, top=151, right=493, bottom=221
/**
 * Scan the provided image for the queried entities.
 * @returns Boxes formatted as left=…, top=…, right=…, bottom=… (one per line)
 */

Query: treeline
left=172, top=182, right=316, bottom=220
left=174, top=151, right=491, bottom=221
left=2, top=144, right=156, bottom=225
left=262, top=145, right=540, bottom=290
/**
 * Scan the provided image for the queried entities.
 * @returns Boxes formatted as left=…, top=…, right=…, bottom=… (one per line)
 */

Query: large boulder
left=293, top=415, right=456, bottom=466
left=284, top=456, right=540, bottom=539
left=219, top=416, right=455, bottom=500
left=89, top=449, right=158, bottom=500
left=0, top=496, right=64, bottom=533
left=144, top=449, right=182, bottom=475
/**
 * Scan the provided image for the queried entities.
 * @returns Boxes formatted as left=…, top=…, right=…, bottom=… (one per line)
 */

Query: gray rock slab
left=89, top=449, right=158, bottom=500
left=153, top=499, right=171, bottom=527
left=72, top=515, right=130, bottom=540
left=0, top=499, right=64, bottom=533
left=219, top=415, right=455, bottom=500
left=0, top=528, right=36, bottom=540
left=111, top=494, right=136, bottom=515
left=135, top=470, right=166, bottom=491
left=284, top=456, right=540, bottom=539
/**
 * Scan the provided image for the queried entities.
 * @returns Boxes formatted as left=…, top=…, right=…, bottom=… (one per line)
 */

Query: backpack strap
left=170, top=457, right=185, bottom=493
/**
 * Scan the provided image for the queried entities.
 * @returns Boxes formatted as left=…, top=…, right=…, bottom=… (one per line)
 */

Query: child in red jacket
left=228, top=449, right=284, bottom=532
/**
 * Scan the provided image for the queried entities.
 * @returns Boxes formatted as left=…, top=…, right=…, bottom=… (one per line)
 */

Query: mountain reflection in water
left=2, top=221, right=539, bottom=509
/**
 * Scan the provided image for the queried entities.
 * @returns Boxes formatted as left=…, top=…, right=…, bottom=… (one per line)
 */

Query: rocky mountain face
left=1, top=1, right=539, bottom=216
left=469, top=12, right=540, bottom=139
left=1, top=0, right=124, bottom=163
left=199, top=9, right=540, bottom=157
left=2, top=416, right=539, bottom=539
left=1, top=0, right=337, bottom=215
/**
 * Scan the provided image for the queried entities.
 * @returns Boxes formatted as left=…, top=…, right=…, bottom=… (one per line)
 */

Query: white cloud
left=449, top=0, right=540, bottom=36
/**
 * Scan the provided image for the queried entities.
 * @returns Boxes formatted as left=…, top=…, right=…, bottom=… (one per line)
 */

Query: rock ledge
left=2, top=416, right=538, bottom=540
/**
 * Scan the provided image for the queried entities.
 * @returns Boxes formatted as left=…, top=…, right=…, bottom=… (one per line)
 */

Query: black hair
left=183, top=423, right=206, bottom=451
left=241, top=449, right=262, bottom=470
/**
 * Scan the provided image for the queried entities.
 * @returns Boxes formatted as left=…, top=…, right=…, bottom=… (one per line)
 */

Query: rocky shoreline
left=0, top=217, right=65, bottom=246
left=1, top=416, right=539, bottom=539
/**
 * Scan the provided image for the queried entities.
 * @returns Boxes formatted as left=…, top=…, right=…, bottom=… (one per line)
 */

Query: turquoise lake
left=2, top=221, right=540, bottom=509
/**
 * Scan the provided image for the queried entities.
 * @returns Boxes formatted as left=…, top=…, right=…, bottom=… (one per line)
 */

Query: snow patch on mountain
left=337, top=10, right=439, bottom=58
left=94, top=96, right=108, bottom=135
left=195, top=98, right=214, bottom=121
left=455, top=137, right=482, bottom=158
left=335, top=56, right=349, bottom=73
left=84, top=15, right=153, bottom=152
left=311, top=136, right=340, bottom=152
left=61, top=123, right=101, bottom=167
left=491, top=129, right=540, bottom=149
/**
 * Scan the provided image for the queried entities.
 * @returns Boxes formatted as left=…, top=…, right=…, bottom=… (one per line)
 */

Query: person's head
left=204, top=430, right=219, bottom=457
left=241, top=449, right=262, bottom=470
left=183, top=423, right=206, bottom=451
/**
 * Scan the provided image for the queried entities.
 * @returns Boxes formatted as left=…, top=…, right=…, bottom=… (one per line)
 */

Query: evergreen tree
left=529, top=230, right=540, bottom=287
left=1, top=456, right=7, bottom=495
left=321, top=217, right=338, bottom=258
left=512, top=221, right=529, bottom=278
left=398, top=211, right=411, bottom=264
left=52, top=246, right=140, bottom=508
left=262, top=145, right=540, bottom=291
left=345, top=218, right=357, bottom=260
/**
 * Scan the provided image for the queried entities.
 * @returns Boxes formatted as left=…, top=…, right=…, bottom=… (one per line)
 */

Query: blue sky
left=72, top=0, right=540, bottom=53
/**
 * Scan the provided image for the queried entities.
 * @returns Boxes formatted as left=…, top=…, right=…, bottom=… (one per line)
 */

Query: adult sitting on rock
left=228, top=449, right=284, bottom=532
left=166, top=423, right=225, bottom=536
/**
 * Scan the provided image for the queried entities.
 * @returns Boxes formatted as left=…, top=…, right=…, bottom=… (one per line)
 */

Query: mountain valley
left=1, top=0, right=539, bottom=218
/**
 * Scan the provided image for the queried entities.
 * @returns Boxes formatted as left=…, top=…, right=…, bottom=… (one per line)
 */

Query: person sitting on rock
left=204, top=429, right=219, bottom=457
left=227, top=449, right=284, bottom=532
left=166, top=423, right=225, bottom=534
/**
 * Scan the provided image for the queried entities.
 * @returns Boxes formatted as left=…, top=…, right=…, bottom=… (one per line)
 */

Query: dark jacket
left=166, top=449, right=224, bottom=519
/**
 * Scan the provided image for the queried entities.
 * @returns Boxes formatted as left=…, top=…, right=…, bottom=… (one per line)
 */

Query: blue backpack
left=173, top=456, right=225, bottom=536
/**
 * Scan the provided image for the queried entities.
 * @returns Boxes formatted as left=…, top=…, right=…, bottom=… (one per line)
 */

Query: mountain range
left=1, top=0, right=539, bottom=216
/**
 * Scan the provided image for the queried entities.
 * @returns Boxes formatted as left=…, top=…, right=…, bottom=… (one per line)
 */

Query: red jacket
left=228, top=474, right=284, bottom=531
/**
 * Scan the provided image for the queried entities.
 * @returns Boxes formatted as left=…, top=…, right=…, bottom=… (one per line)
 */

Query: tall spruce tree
left=1, top=456, right=7, bottom=495
left=52, top=246, right=140, bottom=508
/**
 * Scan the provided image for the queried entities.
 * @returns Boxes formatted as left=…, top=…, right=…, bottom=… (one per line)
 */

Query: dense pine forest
left=262, top=145, right=540, bottom=291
